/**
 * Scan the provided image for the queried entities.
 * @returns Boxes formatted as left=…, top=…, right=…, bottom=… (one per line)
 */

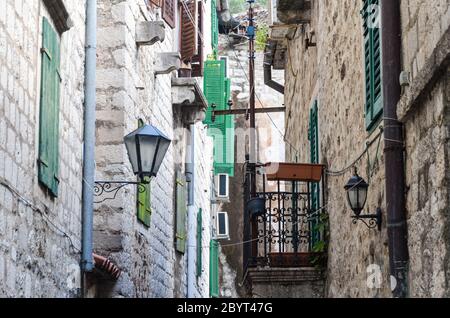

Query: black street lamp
left=124, top=124, right=171, bottom=178
left=94, top=124, right=171, bottom=203
left=344, top=170, right=382, bottom=231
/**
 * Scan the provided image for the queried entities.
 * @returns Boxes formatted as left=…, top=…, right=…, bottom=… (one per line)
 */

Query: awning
left=263, top=163, right=325, bottom=182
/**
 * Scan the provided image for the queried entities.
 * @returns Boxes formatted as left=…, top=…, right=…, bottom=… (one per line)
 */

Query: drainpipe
left=81, top=0, right=97, bottom=274
left=186, top=124, right=196, bottom=298
left=381, top=0, right=409, bottom=298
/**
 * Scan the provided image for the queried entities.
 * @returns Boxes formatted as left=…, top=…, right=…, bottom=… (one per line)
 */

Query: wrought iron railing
left=243, top=164, right=327, bottom=272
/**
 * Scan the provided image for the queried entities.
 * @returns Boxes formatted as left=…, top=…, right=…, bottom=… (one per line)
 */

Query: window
left=216, top=173, right=229, bottom=198
left=362, top=0, right=382, bottom=131
left=38, top=17, right=61, bottom=197
left=216, top=212, right=230, bottom=240
left=136, top=119, right=152, bottom=227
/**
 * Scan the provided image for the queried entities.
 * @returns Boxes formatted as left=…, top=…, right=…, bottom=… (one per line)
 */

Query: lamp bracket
left=94, top=180, right=150, bottom=204
left=351, top=208, right=382, bottom=231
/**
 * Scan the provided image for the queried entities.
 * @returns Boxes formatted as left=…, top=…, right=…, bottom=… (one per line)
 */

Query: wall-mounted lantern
left=344, top=170, right=382, bottom=231
left=124, top=124, right=171, bottom=179
left=94, top=124, right=171, bottom=203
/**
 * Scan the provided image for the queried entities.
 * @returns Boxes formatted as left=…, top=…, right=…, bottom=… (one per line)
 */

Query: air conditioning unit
left=216, top=173, right=229, bottom=199
left=216, top=212, right=230, bottom=240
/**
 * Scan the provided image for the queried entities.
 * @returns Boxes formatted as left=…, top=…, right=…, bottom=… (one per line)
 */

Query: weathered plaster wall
left=0, top=0, right=86, bottom=297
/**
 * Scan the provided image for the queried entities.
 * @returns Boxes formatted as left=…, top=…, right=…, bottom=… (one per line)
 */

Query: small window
left=216, top=174, right=229, bottom=199
left=216, top=212, right=230, bottom=240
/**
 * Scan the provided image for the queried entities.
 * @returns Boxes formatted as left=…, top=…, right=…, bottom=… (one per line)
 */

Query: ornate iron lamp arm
left=94, top=180, right=149, bottom=204
left=351, top=208, right=382, bottom=231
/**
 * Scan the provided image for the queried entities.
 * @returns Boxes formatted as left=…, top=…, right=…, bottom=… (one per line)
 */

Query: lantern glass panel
left=151, top=138, right=171, bottom=176
left=124, top=135, right=139, bottom=174
left=138, top=135, right=159, bottom=175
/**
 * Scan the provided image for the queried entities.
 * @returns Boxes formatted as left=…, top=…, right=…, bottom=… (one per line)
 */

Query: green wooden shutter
left=362, top=0, right=383, bottom=131
left=308, top=101, right=320, bottom=248
left=175, top=171, right=187, bottom=253
left=203, top=60, right=226, bottom=126
left=196, top=209, right=203, bottom=277
left=211, top=0, right=218, bottom=52
left=209, top=239, right=219, bottom=298
left=136, top=120, right=152, bottom=227
left=38, top=18, right=61, bottom=197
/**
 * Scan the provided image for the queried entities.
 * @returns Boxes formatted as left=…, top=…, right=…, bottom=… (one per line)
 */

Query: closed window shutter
left=209, top=239, right=219, bottom=298
left=203, top=61, right=235, bottom=177
left=180, top=0, right=198, bottom=63
left=150, top=0, right=162, bottom=7
left=308, top=101, right=320, bottom=248
left=192, top=1, right=204, bottom=77
left=137, top=176, right=152, bottom=227
left=38, top=17, right=61, bottom=197
left=136, top=120, right=152, bottom=227
left=211, top=0, right=218, bottom=51
left=203, top=60, right=226, bottom=126
left=175, top=171, right=187, bottom=253
left=362, top=0, right=382, bottom=130
left=196, top=208, right=203, bottom=277
left=162, top=0, right=176, bottom=28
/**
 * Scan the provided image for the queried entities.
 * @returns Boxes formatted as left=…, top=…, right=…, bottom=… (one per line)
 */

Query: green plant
left=255, top=24, right=269, bottom=51
left=310, top=213, right=330, bottom=269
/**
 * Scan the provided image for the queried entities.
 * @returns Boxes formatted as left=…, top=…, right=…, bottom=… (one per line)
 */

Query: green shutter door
left=209, top=239, right=219, bottom=298
left=362, top=0, right=382, bottom=130
left=175, top=171, right=187, bottom=253
left=308, top=101, right=320, bottom=248
left=137, top=119, right=152, bottom=227
left=197, top=209, right=203, bottom=277
left=38, top=18, right=61, bottom=197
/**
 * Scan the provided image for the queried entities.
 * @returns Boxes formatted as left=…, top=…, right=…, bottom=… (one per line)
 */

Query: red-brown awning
left=264, top=163, right=325, bottom=182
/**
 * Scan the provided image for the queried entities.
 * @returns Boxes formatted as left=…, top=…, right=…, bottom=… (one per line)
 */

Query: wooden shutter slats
left=362, top=0, right=382, bottom=130
left=192, top=1, right=204, bottom=77
left=162, top=0, right=176, bottom=28
left=209, top=239, right=219, bottom=298
left=38, top=17, right=61, bottom=197
left=180, top=0, right=198, bottom=62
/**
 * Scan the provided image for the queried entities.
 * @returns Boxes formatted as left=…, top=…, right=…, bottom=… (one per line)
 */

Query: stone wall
left=92, top=0, right=214, bottom=298
left=0, top=0, right=86, bottom=297
left=399, top=0, right=450, bottom=298
left=282, top=0, right=450, bottom=297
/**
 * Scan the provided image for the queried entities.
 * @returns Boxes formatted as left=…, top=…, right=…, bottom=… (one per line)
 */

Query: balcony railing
left=244, top=163, right=327, bottom=272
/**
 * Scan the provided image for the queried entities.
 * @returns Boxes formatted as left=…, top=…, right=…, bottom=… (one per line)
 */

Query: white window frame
left=216, top=211, right=230, bottom=240
left=216, top=173, right=229, bottom=199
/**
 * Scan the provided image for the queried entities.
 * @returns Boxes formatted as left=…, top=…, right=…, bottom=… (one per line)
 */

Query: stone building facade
left=89, top=0, right=215, bottom=298
left=267, top=0, right=450, bottom=297
left=1, top=0, right=220, bottom=298
left=0, top=0, right=86, bottom=297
